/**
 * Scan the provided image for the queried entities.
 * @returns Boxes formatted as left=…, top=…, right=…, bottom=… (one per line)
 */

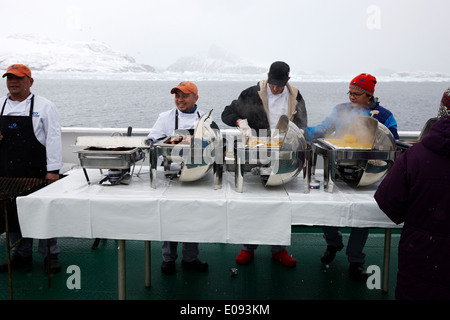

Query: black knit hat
left=268, top=61, right=290, bottom=86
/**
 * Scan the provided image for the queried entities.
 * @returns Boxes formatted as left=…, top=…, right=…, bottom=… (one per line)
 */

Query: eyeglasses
left=347, top=91, right=365, bottom=97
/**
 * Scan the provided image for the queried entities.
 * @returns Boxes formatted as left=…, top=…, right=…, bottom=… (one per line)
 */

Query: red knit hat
left=349, top=73, right=377, bottom=95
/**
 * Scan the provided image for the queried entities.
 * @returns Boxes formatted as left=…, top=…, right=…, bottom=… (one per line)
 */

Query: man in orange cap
left=0, top=64, right=63, bottom=274
left=147, top=81, right=210, bottom=275
left=148, top=81, right=202, bottom=144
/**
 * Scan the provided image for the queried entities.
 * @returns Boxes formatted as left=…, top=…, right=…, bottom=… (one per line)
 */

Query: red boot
left=272, top=249, right=296, bottom=267
left=236, top=249, right=254, bottom=265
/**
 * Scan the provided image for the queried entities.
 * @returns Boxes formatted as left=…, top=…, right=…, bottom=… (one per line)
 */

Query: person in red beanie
left=349, top=73, right=377, bottom=95
left=302, top=73, right=399, bottom=281
left=304, top=73, right=398, bottom=141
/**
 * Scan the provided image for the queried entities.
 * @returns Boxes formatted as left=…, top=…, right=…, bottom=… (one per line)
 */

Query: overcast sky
left=2, top=0, right=449, bottom=76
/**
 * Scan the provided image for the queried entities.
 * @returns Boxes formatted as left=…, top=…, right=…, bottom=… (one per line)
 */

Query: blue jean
left=162, top=241, right=199, bottom=263
left=322, top=226, right=369, bottom=264
left=9, top=231, right=60, bottom=258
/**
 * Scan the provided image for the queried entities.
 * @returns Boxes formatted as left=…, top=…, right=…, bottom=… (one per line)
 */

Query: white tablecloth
left=16, top=167, right=399, bottom=246
left=285, top=176, right=400, bottom=229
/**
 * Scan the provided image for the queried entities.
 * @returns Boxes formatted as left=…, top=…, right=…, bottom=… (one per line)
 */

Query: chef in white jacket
left=147, top=81, right=208, bottom=275
left=0, top=64, right=63, bottom=274
left=147, top=81, right=204, bottom=143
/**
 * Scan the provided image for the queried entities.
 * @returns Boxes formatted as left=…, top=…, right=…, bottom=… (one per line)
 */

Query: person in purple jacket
left=374, top=89, right=450, bottom=299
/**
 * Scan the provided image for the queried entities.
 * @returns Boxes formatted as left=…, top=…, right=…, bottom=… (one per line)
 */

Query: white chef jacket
left=147, top=106, right=205, bottom=143
left=0, top=93, right=63, bottom=172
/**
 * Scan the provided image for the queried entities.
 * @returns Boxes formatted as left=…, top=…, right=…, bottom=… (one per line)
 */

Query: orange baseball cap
left=2, top=64, right=32, bottom=78
left=170, top=81, right=198, bottom=95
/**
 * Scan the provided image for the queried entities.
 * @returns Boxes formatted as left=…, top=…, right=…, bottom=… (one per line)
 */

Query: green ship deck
left=1, top=227, right=399, bottom=301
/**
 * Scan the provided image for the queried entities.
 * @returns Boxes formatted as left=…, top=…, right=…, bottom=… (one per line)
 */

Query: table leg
left=117, top=240, right=126, bottom=300
left=214, top=163, right=223, bottom=190
left=145, top=241, right=151, bottom=288
left=382, top=228, right=391, bottom=293
left=47, top=239, right=51, bottom=288
left=149, top=148, right=157, bottom=189
left=4, top=202, right=13, bottom=300
left=235, top=150, right=244, bottom=193
left=304, top=149, right=312, bottom=194
left=82, top=168, right=91, bottom=185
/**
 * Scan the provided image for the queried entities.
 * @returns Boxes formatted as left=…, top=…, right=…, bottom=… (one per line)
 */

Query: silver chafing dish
left=75, top=132, right=148, bottom=185
left=311, top=115, right=398, bottom=192
left=149, top=111, right=222, bottom=189
left=231, top=115, right=309, bottom=193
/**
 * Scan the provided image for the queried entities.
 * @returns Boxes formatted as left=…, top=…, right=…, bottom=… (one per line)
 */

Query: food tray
left=76, top=147, right=144, bottom=169
left=317, top=138, right=372, bottom=150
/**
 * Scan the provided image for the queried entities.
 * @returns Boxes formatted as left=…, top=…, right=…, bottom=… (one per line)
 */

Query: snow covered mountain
left=0, top=34, right=156, bottom=73
left=167, top=45, right=267, bottom=74
left=0, top=35, right=266, bottom=77
left=1, top=35, right=448, bottom=81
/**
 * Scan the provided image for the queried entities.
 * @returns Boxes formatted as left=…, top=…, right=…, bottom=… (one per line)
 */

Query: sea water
left=2, top=79, right=449, bottom=131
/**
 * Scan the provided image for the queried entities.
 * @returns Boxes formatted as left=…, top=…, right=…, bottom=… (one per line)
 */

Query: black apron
left=175, top=109, right=201, bottom=135
left=0, top=95, right=47, bottom=179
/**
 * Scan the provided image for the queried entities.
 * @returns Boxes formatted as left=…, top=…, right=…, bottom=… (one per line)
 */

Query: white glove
left=238, top=119, right=252, bottom=138
left=169, top=163, right=181, bottom=172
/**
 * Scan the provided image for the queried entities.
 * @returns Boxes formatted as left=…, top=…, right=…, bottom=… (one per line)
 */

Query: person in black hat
left=222, top=61, right=307, bottom=139
left=221, top=61, right=307, bottom=267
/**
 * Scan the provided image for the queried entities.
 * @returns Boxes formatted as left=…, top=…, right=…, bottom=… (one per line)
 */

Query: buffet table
left=16, top=167, right=400, bottom=298
left=16, top=167, right=293, bottom=245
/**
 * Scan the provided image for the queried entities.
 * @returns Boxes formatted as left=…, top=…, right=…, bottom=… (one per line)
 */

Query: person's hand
left=46, top=172, right=59, bottom=184
left=0, top=130, right=3, bottom=141
left=237, top=119, right=252, bottom=138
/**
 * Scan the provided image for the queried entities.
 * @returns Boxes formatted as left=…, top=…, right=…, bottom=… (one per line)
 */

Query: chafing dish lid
left=75, top=136, right=149, bottom=148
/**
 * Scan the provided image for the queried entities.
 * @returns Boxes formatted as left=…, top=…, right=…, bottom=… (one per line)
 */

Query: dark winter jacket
left=221, top=80, right=307, bottom=132
left=374, top=116, right=450, bottom=299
